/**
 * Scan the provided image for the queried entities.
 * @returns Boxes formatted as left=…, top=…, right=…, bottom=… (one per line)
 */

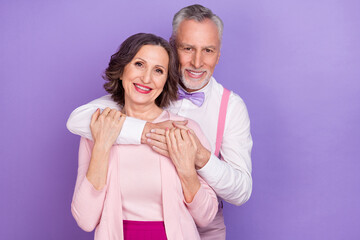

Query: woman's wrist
left=93, top=142, right=112, bottom=156
left=178, top=169, right=200, bottom=203
left=86, top=144, right=111, bottom=190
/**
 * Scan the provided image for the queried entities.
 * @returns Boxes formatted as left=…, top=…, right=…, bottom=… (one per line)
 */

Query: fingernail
left=150, top=129, right=155, bottom=133
left=146, top=133, right=151, bottom=137
left=166, top=127, right=169, bottom=131
left=147, top=139, right=151, bottom=143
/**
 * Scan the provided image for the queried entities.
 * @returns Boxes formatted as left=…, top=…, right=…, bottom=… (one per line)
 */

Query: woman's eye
left=155, top=69, right=164, bottom=74
left=135, top=62, right=143, bottom=67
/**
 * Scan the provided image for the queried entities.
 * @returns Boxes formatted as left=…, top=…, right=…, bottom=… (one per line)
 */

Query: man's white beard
left=180, top=74, right=210, bottom=91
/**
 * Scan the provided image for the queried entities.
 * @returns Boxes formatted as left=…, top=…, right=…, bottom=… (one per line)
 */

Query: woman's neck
left=122, top=102, right=163, bottom=122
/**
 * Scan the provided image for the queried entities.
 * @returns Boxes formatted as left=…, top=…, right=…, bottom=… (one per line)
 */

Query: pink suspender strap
left=215, top=88, right=231, bottom=158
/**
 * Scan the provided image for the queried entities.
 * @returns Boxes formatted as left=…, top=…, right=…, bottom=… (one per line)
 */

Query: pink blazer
left=71, top=111, right=218, bottom=239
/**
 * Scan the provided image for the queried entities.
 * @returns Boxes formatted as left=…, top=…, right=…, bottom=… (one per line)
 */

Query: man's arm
left=197, top=94, right=253, bottom=206
left=146, top=94, right=253, bottom=206
left=66, top=95, right=146, bottom=144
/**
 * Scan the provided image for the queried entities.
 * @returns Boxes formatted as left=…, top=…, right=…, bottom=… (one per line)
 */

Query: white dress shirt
left=67, top=76, right=252, bottom=205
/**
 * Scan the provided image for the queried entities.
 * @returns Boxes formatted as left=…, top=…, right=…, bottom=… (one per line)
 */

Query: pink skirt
left=123, top=220, right=167, bottom=240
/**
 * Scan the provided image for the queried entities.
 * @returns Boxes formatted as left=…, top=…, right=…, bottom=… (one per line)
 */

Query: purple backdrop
left=1, top=0, right=359, bottom=239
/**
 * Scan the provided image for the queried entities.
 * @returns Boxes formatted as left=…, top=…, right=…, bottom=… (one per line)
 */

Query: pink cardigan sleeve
left=183, top=120, right=219, bottom=228
left=71, top=137, right=107, bottom=232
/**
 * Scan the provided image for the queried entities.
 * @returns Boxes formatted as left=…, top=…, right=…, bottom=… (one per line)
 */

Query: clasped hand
left=145, top=121, right=208, bottom=171
left=165, top=127, right=198, bottom=174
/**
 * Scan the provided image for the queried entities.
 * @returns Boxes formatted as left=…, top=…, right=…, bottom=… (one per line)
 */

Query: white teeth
left=189, top=70, right=203, bottom=76
left=135, top=84, right=151, bottom=91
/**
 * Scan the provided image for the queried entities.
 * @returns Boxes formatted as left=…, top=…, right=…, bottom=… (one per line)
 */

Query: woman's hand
left=141, top=120, right=188, bottom=154
left=86, top=108, right=125, bottom=190
left=165, top=127, right=201, bottom=203
left=148, top=123, right=211, bottom=170
left=90, top=107, right=126, bottom=151
left=165, top=128, right=197, bottom=173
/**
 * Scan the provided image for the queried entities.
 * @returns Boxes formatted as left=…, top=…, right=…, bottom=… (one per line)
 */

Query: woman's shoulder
left=167, top=111, right=196, bottom=125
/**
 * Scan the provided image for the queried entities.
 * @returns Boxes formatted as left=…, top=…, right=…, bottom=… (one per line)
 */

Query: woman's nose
left=141, top=69, right=152, bottom=83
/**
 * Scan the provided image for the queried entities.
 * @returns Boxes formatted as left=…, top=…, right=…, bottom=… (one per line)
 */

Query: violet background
left=1, top=0, right=359, bottom=239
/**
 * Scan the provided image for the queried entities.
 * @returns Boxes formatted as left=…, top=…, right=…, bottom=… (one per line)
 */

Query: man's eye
left=205, top=49, right=213, bottom=53
left=184, top=47, right=192, bottom=51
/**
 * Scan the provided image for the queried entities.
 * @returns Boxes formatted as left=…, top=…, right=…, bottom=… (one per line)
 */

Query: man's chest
left=168, top=98, right=221, bottom=151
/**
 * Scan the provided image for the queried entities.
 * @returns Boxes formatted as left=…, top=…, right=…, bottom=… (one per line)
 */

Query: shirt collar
left=178, top=76, right=214, bottom=97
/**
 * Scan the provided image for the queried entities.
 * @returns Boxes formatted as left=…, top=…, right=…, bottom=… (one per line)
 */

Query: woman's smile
left=133, top=83, right=153, bottom=94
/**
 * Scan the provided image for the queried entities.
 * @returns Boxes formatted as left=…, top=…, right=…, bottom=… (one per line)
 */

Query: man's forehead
left=177, top=42, right=217, bottom=49
left=176, top=19, right=220, bottom=47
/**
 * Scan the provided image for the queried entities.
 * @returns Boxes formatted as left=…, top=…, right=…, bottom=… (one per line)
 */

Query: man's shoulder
left=88, top=94, right=114, bottom=103
left=88, top=95, right=120, bottom=109
left=228, top=91, right=246, bottom=106
left=211, top=77, right=246, bottom=108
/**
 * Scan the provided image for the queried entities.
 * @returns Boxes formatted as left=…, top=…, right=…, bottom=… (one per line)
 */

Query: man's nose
left=191, top=51, right=203, bottom=69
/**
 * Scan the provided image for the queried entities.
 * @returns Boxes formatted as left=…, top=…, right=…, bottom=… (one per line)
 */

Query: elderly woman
left=71, top=33, right=218, bottom=240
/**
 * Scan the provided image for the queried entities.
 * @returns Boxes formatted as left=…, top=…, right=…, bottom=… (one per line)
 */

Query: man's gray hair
left=170, top=4, right=224, bottom=46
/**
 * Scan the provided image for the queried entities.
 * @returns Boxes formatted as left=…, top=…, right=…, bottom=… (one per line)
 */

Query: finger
left=150, top=128, right=166, bottom=136
left=188, top=130, right=198, bottom=147
left=114, top=110, right=121, bottom=121
left=170, top=129, right=181, bottom=153
left=91, top=108, right=100, bottom=125
left=173, top=124, right=190, bottom=131
left=108, top=108, right=117, bottom=118
left=152, top=146, right=170, bottom=158
left=101, top=107, right=111, bottom=117
left=165, top=128, right=173, bottom=152
left=146, top=132, right=166, bottom=144
left=118, top=113, right=126, bottom=126
left=174, top=128, right=183, bottom=142
left=169, top=128, right=178, bottom=152
left=147, top=138, right=168, bottom=151
left=172, top=120, right=188, bottom=127
left=181, top=129, right=190, bottom=143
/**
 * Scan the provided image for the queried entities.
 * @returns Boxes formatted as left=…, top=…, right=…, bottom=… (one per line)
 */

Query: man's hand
left=141, top=120, right=188, bottom=157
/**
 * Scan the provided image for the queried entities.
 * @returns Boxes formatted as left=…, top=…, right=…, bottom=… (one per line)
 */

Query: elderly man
left=67, top=4, right=252, bottom=239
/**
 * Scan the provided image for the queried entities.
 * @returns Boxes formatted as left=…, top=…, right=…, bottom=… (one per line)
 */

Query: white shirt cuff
left=196, top=154, right=223, bottom=182
left=117, top=116, right=146, bottom=145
